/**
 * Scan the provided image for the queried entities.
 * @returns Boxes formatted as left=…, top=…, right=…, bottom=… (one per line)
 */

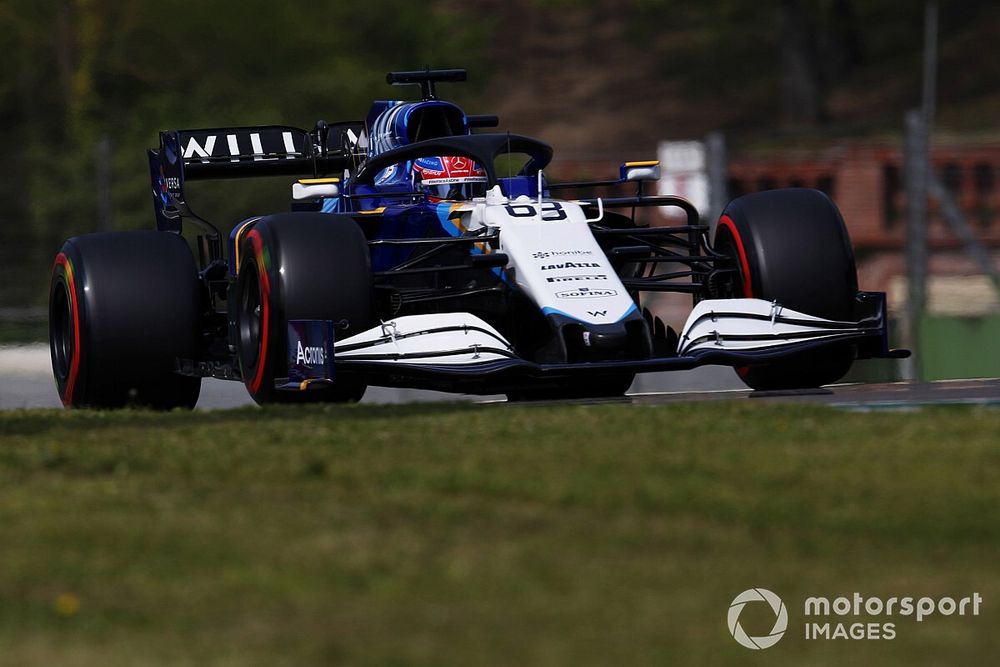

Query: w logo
left=587, top=310, right=607, bottom=317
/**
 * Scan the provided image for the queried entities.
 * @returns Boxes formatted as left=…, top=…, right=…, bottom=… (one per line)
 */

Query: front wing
left=277, top=292, right=907, bottom=394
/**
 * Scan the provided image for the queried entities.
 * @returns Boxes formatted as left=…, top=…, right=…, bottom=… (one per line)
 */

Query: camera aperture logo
left=728, top=588, right=788, bottom=650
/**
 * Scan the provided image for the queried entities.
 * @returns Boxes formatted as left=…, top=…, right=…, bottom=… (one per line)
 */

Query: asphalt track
left=628, top=377, right=1000, bottom=409
left=1, top=344, right=997, bottom=410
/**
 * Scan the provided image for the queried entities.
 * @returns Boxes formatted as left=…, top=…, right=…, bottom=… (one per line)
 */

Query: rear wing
left=149, top=121, right=363, bottom=232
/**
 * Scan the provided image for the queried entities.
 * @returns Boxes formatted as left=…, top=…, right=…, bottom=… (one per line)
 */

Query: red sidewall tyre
left=236, top=213, right=373, bottom=405
left=49, top=232, right=202, bottom=409
left=714, top=189, right=858, bottom=390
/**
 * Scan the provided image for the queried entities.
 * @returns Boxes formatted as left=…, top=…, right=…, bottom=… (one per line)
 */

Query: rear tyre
left=714, top=188, right=858, bottom=390
left=236, top=213, right=373, bottom=405
left=49, top=231, right=202, bottom=409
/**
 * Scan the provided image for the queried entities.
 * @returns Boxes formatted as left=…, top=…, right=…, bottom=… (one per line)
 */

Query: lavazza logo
left=540, top=261, right=600, bottom=271
left=727, top=588, right=983, bottom=649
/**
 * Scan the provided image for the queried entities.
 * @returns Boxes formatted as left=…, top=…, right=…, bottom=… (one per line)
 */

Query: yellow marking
left=299, top=378, right=331, bottom=391
left=624, top=160, right=659, bottom=167
left=358, top=207, right=386, bottom=214
left=232, top=217, right=260, bottom=275
left=447, top=203, right=467, bottom=235
left=297, top=177, right=341, bottom=184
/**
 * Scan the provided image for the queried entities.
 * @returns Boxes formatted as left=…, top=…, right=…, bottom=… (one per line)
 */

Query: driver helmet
left=412, top=156, right=487, bottom=201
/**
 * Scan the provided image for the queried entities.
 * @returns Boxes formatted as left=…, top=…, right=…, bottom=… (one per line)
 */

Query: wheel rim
left=238, top=261, right=263, bottom=370
left=50, top=280, right=73, bottom=382
left=711, top=228, right=748, bottom=300
left=712, top=227, right=754, bottom=378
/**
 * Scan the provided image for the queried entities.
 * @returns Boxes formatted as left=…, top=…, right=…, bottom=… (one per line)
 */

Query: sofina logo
left=728, top=588, right=788, bottom=650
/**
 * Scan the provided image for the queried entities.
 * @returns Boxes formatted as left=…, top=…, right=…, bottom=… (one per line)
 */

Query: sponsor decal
left=555, top=288, right=618, bottom=299
left=182, top=130, right=301, bottom=163
left=421, top=176, right=488, bottom=185
left=286, top=320, right=333, bottom=385
left=587, top=310, right=608, bottom=317
left=532, top=250, right=594, bottom=259
left=296, top=340, right=325, bottom=366
left=540, top=261, right=601, bottom=271
left=546, top=274, right=607, bottom=283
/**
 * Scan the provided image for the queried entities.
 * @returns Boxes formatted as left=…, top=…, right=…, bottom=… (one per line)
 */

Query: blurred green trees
left=0, top=0, right=996, bottom=309
left=0, top=0, right=494, bottom=305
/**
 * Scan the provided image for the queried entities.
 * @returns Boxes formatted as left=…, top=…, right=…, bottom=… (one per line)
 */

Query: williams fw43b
left=49, top=68, right=908, bottom=408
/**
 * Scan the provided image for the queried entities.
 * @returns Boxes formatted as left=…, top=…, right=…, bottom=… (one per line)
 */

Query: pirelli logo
left=546, top=274, right=608, bottom=283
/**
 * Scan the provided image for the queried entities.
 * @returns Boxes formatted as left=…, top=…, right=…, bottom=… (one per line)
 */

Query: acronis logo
left=296, top=341, right=325, bottom=365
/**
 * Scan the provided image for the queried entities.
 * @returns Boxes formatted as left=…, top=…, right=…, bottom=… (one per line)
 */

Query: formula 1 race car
left=49, top=68, right=907, bottom=408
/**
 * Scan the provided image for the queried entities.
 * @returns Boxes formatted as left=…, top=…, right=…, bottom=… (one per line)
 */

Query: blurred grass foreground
left=1, top=401, right=999, bottom=664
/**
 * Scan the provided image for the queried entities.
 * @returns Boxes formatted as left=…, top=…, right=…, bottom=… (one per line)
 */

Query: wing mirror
left=620, top=160, right=660, bottom=182
left=292, top=177, right=340, bottom=201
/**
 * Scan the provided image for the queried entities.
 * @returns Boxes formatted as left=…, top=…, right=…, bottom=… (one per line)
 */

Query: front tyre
left=714, top=188, right=858, bottom=390
left=236, top=213, right=373, bottom=405
left=49, top=232, right=202, bottom=409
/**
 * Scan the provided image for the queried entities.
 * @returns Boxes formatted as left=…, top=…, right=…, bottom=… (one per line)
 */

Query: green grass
left=1, top=402, right=998, bottom=665
left=0, top=318, right=47, bottom=344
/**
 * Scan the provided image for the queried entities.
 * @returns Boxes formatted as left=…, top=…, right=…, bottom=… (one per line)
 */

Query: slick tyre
left=49, top=231, right=202, bottom=409
left=714, top=188, right=858, bottom=390
left=236, top=213, right=373, bottom=404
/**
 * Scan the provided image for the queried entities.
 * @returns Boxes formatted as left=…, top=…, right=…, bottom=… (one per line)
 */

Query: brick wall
left=551, top=141, right=1000, bottom=301
left=727, top=142, right=1000, bottom=251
